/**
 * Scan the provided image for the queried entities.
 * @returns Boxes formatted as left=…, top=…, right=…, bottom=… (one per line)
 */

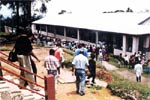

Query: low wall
left=114, top=49, right=133, bottom=57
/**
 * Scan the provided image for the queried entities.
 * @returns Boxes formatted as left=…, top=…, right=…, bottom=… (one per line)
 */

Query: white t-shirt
left=72, top=54, right=89, bottom=69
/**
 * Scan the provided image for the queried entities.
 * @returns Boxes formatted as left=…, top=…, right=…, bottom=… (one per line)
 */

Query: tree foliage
left=0, top=0, right=51, bottom=34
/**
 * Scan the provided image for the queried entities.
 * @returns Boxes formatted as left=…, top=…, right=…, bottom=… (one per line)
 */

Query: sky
left=46, top=0, right=150, bottom=15
left=0, top=0, right=150, bottom=18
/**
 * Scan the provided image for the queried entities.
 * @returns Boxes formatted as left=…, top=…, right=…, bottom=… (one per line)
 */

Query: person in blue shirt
left=74, top=43, right=88, bottom=57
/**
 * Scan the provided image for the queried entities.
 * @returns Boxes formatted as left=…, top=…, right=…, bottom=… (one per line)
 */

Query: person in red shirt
left=54, top=43, right=64, bottom=73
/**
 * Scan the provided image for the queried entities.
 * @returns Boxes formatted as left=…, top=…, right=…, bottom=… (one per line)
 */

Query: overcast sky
left=46, top=0, right=150, bottom=15
left=1, top=0, right=150, bottom=17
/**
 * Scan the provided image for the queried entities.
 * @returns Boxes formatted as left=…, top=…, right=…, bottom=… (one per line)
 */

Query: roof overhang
left=32, top=13, right=150, bottom=35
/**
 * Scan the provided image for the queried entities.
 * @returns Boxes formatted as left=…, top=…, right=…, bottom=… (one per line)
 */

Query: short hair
left=56, top=43, right=61, bottom=47
left=91, top=53, right=95, bottom=59
left=17, top=28, right=26, bottom=34
left=26, top=28, right=33, bottom=38
left=49, top=49, right=55, bottom=55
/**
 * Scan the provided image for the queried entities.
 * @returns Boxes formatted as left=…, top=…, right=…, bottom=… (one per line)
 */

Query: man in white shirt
left=72, top=49, right=89, bottom=96
left=134, top=61, right=143, bottom=82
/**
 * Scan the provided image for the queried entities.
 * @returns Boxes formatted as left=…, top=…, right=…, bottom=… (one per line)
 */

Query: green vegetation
left=108, top=55, right=150, bottom=100
left=0, top=32, right=6, bottom=35
left=108, top=71, right=150, bottom=100
left=1, top=44, right=150, bottom=100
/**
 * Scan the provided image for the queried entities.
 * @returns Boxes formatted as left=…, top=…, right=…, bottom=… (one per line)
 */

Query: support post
left=45, top=74, right=55, bottom=100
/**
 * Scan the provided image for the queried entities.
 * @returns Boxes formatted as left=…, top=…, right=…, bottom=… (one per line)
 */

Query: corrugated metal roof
left=32, top=13, right=150, bottom=35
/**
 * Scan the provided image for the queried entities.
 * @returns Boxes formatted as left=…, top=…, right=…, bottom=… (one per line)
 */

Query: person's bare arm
left=29, top=51, right=40, bottom=62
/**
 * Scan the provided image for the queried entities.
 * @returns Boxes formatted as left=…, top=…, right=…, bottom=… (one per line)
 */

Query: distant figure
left=129, top=55, right=135, bottom=69
left=124, top=54, right=129, bottom=68
left=54, top=43, right=64, bottom=70
left=87, top=53, right=96, bottom=83
left=98, top=49, right=103, bottom=63
left=134, top=61, right=143, bottom=82
left=81, top=43, right=88, bottom=58
left=74, top=44, right=81, bottom=56
left=135, top=51, right=141, bottom=64
left=72, top=49, right=89, bottom=96
left=95, top=46, right=100, bottom=61
left=118, top=53, right=123, bottom=67
left=74, top=43, right=88, bottom=57
left=44, top=49, right=60, bottom=90
left=146, top=59, right=150, bottom=74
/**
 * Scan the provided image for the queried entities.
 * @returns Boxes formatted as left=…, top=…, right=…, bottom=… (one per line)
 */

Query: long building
left=32, top=13, right=150, bottom=60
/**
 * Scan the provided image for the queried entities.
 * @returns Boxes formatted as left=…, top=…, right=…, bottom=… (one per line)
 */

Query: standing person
left=118, top=53, right=123, bottom=67
left=98, top=49, right=103, bottom=63
left=95, top=46, right=100, bottom=61
left=81, top=43, right=88, bottom=58
left=124, top=54, right=129, bottom=68
left=14, top=28, right=40, bottom=90
left=87, top=53, right=96, bottom=84
left=134, top=61, right=143, bottom=82
left=25, top=32, right=38, bottom=86
left=129, top=55, right=135, bottom=69
left=54, top=43, right=64, bottom=70
left=44, top=49, right=60, bottom=90
left=146, top=59, right=150, bottom=74
left=74, top=44, right=81, bottom=56
left=72, top=49, right=89, bottom=96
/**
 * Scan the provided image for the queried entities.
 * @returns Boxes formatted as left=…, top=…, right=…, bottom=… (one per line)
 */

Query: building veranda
left=32, top=13, right=150, bottom=60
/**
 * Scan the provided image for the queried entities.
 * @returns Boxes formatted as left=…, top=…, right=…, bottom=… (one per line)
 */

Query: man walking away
left=72, top=49, right=89, bottom=96
left=44, top=49, right=60, bottom=90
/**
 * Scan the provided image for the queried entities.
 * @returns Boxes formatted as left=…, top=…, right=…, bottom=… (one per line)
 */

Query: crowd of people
left=117, top=51, right=150, bottom=82
left=12, top=29, right=150, bottom=96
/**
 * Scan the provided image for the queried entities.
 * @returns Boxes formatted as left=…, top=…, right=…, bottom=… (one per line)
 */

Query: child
left=87, top=53, right=96, bottom=83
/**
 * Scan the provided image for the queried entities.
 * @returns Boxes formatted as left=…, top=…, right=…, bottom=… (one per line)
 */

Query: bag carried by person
left=8, top=46, right=18, bottom=62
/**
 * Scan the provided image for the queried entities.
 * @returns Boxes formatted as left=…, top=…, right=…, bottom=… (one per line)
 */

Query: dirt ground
left=0, top=45, right=121, bottom=100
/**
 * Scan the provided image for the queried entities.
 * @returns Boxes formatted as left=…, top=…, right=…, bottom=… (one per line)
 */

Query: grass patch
left=0, top=32, right=7, bottom=35
left=108, top=71, right=150, bottom=100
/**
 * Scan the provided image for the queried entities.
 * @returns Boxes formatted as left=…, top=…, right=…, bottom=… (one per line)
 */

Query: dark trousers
left=87, top=70, right=96, bottom=83
left=136, top=76, right=141, bottom=82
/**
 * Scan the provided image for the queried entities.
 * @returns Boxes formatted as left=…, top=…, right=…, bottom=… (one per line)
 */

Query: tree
left=0, top=0, right=50, bottom=34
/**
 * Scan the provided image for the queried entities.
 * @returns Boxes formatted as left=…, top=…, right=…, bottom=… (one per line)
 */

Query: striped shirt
left=45, top=55, right=60, bottom=70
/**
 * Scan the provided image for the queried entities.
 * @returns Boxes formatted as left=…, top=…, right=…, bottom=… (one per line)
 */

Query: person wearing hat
left=72, top=49, right=89, bottom=96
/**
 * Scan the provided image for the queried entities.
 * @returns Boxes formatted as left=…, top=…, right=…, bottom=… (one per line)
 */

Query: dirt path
left=116, top=70, right=150, bottom=83
left=1, top=46, right=122, bottom=100
left=56, top=83, right=121, bottom=100
left=102, top=61, right=150, bottom=84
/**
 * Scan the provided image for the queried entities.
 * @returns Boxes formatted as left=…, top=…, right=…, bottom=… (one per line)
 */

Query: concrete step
left=21, top=89, right=35, bottom=100
left=0, top=76, right=45, bottom=100
left=0, top=80, right=23, bottom=100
